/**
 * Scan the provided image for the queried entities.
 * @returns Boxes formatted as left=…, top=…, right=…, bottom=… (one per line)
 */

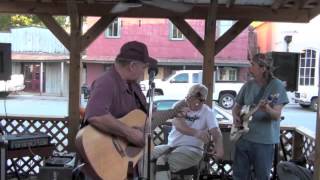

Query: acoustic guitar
left=229, top=93, right=279, bottom=142
left=75, top=101, right=186, bottom=179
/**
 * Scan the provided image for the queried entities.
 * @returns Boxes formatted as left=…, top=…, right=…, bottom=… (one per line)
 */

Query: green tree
left=0, top=14, right=69, bottom=31
left=0, top=15, right=11, bottom=31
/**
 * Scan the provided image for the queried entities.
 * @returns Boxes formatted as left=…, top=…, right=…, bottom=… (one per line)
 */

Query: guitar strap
left=254, top=77, right=276, bottom=106
left=253, top=77, right=275, bottom=106
left=133, top=90, right=148, bottom=113
left=253, top=86, right=266, bottom=105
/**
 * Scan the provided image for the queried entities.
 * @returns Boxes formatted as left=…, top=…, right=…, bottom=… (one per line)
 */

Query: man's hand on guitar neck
left=258, top=98, right=283, bottom=120
left=258, top=99, right=271, bottom=112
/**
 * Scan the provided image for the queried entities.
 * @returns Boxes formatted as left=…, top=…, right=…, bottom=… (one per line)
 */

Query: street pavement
left=0, top=93, right=317, bottom=136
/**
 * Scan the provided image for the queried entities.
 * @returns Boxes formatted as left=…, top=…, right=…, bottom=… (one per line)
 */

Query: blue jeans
left=233, top=138, right=275, bottom=180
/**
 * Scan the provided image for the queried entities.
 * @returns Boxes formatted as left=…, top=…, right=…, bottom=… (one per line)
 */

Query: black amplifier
left=4, top=133, right=51, bottom=150
left=38, top=152, right=76, bottom=180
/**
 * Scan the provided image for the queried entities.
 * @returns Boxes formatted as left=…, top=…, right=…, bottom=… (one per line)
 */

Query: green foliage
left=0, top=14, right=69, bottom=31
left=0, top=15, right=11, bottom=31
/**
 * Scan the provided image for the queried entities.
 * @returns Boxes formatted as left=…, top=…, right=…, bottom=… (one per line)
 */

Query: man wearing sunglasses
left=150, top=84, right=224, bottom=180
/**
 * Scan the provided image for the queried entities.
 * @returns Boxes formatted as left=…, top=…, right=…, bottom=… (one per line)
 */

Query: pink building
left=84, top=17, right=250, bottom=86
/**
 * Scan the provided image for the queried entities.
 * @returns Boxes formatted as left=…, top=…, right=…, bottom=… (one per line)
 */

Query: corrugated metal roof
left=0, top=27, right=69, bottom=54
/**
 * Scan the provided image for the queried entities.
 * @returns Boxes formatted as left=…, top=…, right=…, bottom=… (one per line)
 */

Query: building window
left=218, top=20, right=234, bottom=37
left=105, top=18, right=120, bottom=38
left=169, top=22, right=184, bottom=40
left=217, top=67, right=237, bottom=81
left=299, top=49, right=316, bottom=86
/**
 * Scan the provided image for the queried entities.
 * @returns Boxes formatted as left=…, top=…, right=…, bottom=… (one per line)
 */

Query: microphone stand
left=140, top=76, right=155, bottom=180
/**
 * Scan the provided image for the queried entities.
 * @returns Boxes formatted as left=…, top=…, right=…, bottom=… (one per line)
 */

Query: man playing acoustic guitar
left=232, top=53, right=289, bottom=180
left=78, top=41, right=186, bottom=179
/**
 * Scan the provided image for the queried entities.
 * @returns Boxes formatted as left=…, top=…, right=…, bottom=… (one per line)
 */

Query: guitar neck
left=151, top=109, right=180, bottom=130
left=245, top=94, right=279, bottom=120
left=247, top=105, right=260, bottom=118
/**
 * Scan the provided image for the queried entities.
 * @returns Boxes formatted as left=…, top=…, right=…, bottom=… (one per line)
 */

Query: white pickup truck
left=140, top=70, right=244, bottom=109
left=294, top=86, right=318, bottom=111
left=0, top=74, right=25, bottom=98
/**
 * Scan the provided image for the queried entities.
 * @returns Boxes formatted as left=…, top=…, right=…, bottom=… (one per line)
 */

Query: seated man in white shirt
left=150, top=84, right=224, bottom=180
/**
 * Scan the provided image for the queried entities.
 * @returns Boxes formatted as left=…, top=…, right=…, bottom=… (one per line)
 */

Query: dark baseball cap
left=116, top=41, right=156, bottom=64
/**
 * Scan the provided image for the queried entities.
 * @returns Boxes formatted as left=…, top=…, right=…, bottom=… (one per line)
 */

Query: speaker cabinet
left=267, top=51, right=299, bottom=92
left=0, top=43, right=12, bottom=81
left=38, top=153, right=76, bottom=180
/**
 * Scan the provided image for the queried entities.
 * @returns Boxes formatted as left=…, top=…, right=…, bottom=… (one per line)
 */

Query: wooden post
left=39, top=11, right=116, bottom=152
left=40, top=62, right=43, bottom=95
left=60, top=61, right=64, bottom=97
left=202, top=0, right=217, bottom=108
left=292, top=130, right=303, bottom=160
left=67, top=0, right=82, bottom=151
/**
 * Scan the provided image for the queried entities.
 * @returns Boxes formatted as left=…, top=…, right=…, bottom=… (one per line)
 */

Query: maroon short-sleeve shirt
left=84, top=66, right=147, bottom=121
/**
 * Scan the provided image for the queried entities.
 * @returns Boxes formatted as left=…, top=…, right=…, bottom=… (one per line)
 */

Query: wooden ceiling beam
left=215, top=20, right=251, bottom=55
left=303, top=0, right=318, bottom=8
left=86, top=0, right=95, bottom=3
left=226, top=0, right=235, bottom=8
left=0, top=2, right=311, bottom=22
left=271, top=0, right=284, bottom=10
left=282, top=0, right=296, bottom=8
left=169, top=17, right=205, bottom=55
left=80, top=15, right=116, bottom=52
left=293, top=0, right=303, bottom=10
left=37, top=14, right=71, bottom=50
left=310, top=0, right=320, bottom=19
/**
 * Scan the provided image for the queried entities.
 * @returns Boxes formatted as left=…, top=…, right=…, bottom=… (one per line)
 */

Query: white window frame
left=169, top=22, right=184, bottom=40
left=299, top=49, right=317, bottom=86
left=217, top=67, right=238, bottom=81
left=105, top=18, right=121, bottom=38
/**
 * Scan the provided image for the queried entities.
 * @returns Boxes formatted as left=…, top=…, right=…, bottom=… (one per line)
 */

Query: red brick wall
left=86, top=18, right=249, bottom=61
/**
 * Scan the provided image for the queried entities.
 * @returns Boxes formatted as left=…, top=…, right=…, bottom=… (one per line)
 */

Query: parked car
left=140, top=70, right=244, bottom=109
left=153, top=98, right=233, bottom=124
left=0, top=74, right=25, bottom=98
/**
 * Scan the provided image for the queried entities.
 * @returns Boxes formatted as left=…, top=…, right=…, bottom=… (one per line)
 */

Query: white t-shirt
left=167, top=104, right=218, bottom=153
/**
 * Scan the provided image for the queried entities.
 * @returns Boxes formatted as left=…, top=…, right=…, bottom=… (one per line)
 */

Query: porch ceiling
left=0, top=0, right=319, bottom=22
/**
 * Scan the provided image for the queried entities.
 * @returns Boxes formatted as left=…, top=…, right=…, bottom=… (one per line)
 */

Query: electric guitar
left=229, top=93, right=279, bottom=142
left=75, top=102, right=186, bottom=180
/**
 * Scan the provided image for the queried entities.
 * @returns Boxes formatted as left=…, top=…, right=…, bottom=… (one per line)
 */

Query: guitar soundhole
left=126, top=146, right=142, bottom=157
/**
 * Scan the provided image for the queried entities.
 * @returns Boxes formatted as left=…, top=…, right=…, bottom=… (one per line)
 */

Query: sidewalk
left=6, top=91, right=68, bottom=101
